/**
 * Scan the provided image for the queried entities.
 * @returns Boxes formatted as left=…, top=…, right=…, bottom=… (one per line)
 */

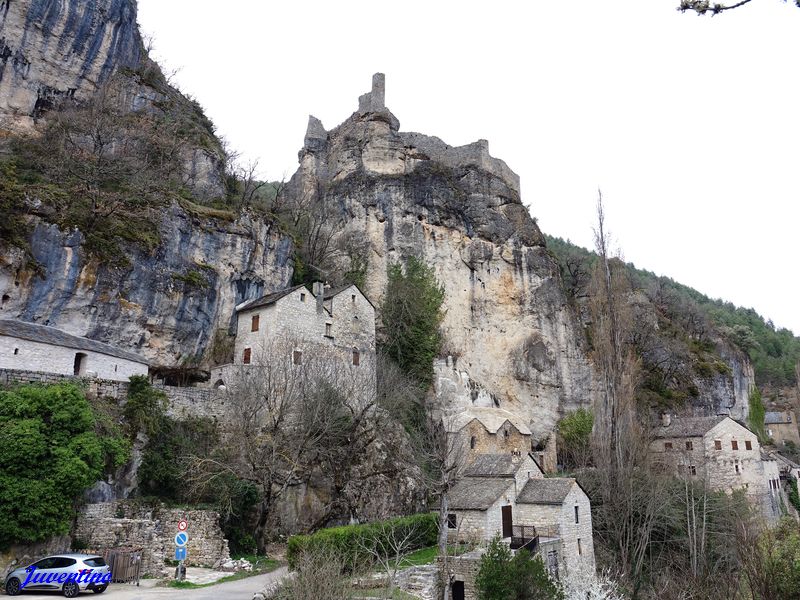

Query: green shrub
left=381, top=257, right=445, bottom=388
left=475, top=535, right=562, bottom=600
left=0, top=383, right=124, bottom=548
left=557, top=408, right=594, bottom=468
left=123, top=375, right=168, bottom=437
left=286, top=513, right=438, bottom=572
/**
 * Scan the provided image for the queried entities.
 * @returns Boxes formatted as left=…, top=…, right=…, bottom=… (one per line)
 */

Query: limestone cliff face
left=0, top=0, right=142, bottom=132
left=287, top=74, right=599, bottom=440
left=0, top=204, right=293, bottom=367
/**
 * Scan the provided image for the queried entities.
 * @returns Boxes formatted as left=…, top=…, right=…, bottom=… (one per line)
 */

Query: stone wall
left=74, top=501, right=230, bottom=576
left=0, top=535, right=71, bottom=581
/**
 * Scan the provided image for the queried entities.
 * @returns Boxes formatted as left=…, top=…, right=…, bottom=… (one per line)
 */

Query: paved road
left=8, top=567, right=289, bottom=600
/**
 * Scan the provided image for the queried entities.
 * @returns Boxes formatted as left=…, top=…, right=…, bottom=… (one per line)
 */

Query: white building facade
left=0, top=319, right=148, bottom=382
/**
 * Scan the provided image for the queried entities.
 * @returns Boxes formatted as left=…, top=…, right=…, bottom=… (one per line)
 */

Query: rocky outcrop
left=0, top=0, right=143, bottom=132
left=0, top=203, right=293, bottom=368
left=286, top=74, right=599, bottom=440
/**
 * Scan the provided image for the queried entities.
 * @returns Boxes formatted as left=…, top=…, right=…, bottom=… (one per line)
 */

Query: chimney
left=661, top=413, right=671, bottom=427
left=312, top=282, right=324, bottom=314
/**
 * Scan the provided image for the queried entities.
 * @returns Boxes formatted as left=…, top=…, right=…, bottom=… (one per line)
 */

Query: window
left=300, top=293, right=306, bottom=302
left=574, top=506, right=579, bottom=524
left=52, top=557, right=76, bottom=568
left=243, top=348, right=251, bottom=364
left=470, top=436, right=476, bottom=449
left=114, top=364, right=118, bottom=372
left=13, top=347, right=18, bottom=355
left=351, top=294, right=356, bottom=303
left=447, top=514, right=457, bottom=529
left=664, top=442, right=673, bottom=451
left=715, top=440, right=722, bottom=450
left=251, top=314, right=260, bottom=332
left=325, top=323, right=332, bottom=337
left=731, top=440, right=739, bottom=451
left=504, top=429, right=509, bottom=439
left=686, top=441, right=693, bottom=451
left=293, top=350, right=302, bottom=365
left=689, top=465, right=697, bottom=476
left=352, top=348, right=360, bottom=366
left=83, top=557, right=106, bottom=568
left=577, top=538, right=582, bottom=556
left=745, top=440, right=752, bottom=450
left=734, top=459, right=740, bottom=474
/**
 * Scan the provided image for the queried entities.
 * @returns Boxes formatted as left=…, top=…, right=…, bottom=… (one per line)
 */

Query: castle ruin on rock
left=287, top=73, right=599, bottom=455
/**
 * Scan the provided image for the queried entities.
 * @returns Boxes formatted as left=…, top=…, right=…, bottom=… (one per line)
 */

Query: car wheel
left=63, top=580, right=81, bottom=598
left=5, top=577, right=21, bottom=596
left=92, top=584, right=107, bottom=594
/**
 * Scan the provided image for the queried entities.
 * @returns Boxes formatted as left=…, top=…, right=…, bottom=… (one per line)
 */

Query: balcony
left=510, top=524, right=539, bottom=551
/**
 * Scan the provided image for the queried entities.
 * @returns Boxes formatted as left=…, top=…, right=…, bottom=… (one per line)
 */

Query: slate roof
left=765, top=412, right=793, bottom=425
left=324, top=283, right=376, bottom=309
left=516, top=478, right=576, bottom=505
left=464, top=454, right=521, bottom=478
left=652, top=416, right=727, bottom=439
left=0, top=319, right=148, bottom=365
left=444, top=407, right=532, bottom=436
left=448, top=477, right=513, bottom=510
left=236, top=285, right=308, bottom=312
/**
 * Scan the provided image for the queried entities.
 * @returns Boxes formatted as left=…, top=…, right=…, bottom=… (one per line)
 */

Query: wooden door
left=501, top=504, right=513, bottom=538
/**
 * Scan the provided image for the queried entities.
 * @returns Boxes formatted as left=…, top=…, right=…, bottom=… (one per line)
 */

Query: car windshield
left=83, top=557, right=106, bottom=567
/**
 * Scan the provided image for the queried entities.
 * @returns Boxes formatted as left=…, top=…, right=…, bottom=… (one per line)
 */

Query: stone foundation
left=74, top=501, right=230, bottom=576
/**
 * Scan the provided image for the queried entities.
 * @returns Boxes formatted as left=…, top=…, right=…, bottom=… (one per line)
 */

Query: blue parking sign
left=175, top=546, right=187, bottom=561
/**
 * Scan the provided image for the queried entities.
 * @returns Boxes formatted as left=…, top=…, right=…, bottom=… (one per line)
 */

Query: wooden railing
left=510, top=525, right=539, bottom=551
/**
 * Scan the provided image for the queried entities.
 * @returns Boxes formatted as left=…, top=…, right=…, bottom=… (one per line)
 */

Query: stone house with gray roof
left=446, top=452, right=595, bottom=579
left=0, top=319, right=148, bottom=382
left=444, top=407, right=532, bottom=463
left=209, top=282, right=375, bottom=390
left=651, top=414, right=787, bottom=523
left=765, top=410, right=800, bottom=448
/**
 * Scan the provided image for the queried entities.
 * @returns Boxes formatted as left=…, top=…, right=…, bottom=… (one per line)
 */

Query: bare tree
left=185, top=339, right=382, bottom=548
left=357, top=519, right=430, bottom=595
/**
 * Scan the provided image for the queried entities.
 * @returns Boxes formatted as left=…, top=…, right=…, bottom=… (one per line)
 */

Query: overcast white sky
left=137, top=0, right=800, bottom=335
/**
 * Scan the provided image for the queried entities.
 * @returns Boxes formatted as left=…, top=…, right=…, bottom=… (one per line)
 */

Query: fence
left=103, top=548, right=142, bottom=585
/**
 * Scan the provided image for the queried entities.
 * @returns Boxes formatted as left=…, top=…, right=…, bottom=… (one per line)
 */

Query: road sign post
left=174, top=522, right=189, bottom=581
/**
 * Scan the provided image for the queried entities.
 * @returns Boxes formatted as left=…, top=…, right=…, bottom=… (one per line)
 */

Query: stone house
left=765, top=410, right=800, bottom=448
left=0, top=319, right=148, bottom=382
left=651, top=414, right=787, bottom=522
left=444, top=407, right=532, bottom=461
left=445, top=453, right=595, bottom=580
left=209, top=282, right=375, bottom=388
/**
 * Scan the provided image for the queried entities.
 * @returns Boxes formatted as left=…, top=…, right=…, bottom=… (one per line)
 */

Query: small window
left=745, top=440, right=752, bottom=450
left=447, top=514, right=457, bottom=529
left=504, top=429, right=509, bottom=439
left=352, top=348, right=360, bottom=366
left=689, top=465, right=697, bottom=476
left=351, top=294, right=356, bottom=303
left=470, top=436, right=476, bottom=450
left=574, top=506, right=579, bottom=524
left=300, top=293, right=306, bottom=302
left=293, top=350, right=302, bottom=365
left=114, top=364, right=118, bottom=372
left=715, top=440, right=722, bottom=450
left=577, top=538, right=582, bottom=556
left=13, top=348, right=18, bottom=355
left=686, top=441, right=693, bottom=451
left=325, top=323, right=332, bottom=337
left=732, top=440, right=739, bottom=451
left=251, top=314, right=260, bottom=332
left=664, top=442, right=673, bottom=451
left=243, top=348, right=251, bottom=364
left=735, top=460, right=740, bottom=474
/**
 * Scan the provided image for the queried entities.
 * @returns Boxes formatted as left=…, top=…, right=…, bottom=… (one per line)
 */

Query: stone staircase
left=398, top=564, right=438, bottom=600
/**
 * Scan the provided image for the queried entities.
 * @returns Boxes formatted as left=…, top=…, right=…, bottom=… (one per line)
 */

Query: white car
left=4, top=553, right=110, bottom=597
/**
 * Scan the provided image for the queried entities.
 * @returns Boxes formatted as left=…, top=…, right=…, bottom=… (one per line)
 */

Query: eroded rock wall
left=0, top=203, right=293, bottom=367
left=286, top=75, right=599, bottom=440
